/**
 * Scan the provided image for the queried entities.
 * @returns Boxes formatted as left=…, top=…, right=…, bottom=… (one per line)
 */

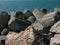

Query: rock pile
left=0, top=8, right=60, bottom=45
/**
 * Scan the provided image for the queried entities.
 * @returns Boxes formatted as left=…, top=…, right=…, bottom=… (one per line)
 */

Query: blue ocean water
left=0, top=0, right=60, bottom=14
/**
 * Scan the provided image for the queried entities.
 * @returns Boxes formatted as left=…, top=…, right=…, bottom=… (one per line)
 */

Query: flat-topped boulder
left=33, top=8, right=45, bottom=20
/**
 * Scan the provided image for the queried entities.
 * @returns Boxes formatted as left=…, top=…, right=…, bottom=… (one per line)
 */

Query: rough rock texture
left=50, top=21, right=60, bottom=33
left=50, top=34, right=60, bottom=45
left=32, top=20, right=44, bottom=31
left=33, top=9, right=45, bottom=21
left=7, top=26, right=35, bottom=45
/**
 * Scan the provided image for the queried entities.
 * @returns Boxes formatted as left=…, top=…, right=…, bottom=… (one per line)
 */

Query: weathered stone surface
left=27, top=16, right=36, bottom=23
left=33, top=8, right=45, bottom=21
left=39, top=11, right=60, bottom=27
left=8, top=17, right=31, bottom=33
left=23, top=10, right=34, bottom=19
left=1, top=28, right=9, bottom=35
left=32, top=20, right=44, bottom=31
left=50, top=34, right=60, bottom=45
left=7, top=26, right=35, bottom=45
left=54, top=7, right=60, bottom=12
left=50, top=21, right=60, bottom=33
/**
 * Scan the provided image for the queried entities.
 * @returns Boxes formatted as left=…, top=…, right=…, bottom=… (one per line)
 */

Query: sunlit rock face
left=50, top=21, right=60, bottom=33
left=7, top=26, right=35, bottom=45
left=33, top=8, right=45, bottom=20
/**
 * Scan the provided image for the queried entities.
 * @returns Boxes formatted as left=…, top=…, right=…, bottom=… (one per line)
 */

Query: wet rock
left=32, top=20, right=44, bottom=31
left=50, top=21, right=60, bottom=33
left=50, top=34, right=60, bottom=45
left=27, top=16, right=36, bottom=23
left=33, top=8, right=45, bottom=21
left=1, top=28, right=9, bottom=35
left=7, top=26, right=35, bottom=45
left=8, top=16, right=31, bottom=33
left=23, top=10, right=34, bottom=19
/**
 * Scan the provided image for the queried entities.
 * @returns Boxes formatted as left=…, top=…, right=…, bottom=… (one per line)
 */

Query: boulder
left=27, top=16, right=36, bottom=23
left=39, top=11, right=60, bottom=27
left=8, top=16, right=31, bottom=33
left=1, top=28, right=9, bottom=35
left=7, top=26, right=35, bottom=45
left=32, top=20, right=44, bottom=31
left=50, top=21, right=60, bottom=33
left=0, top=11, right=10, bottom=34
left=50, top=34, right=60, bottom=45
left=54, top=7, right=60, bottom=12
left=33, top=8, right=45, bottom=21
left=11, top=11, right=25, bottom=20
left=23, top=10, right=34, bottom=19
left=0, top=11, right=10, bottom=28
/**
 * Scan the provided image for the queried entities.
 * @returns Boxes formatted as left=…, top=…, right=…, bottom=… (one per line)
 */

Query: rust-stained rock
left=7, top=26, right=35, bottom=45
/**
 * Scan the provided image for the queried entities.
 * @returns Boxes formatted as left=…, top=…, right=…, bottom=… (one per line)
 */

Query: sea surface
left=0, top=0, right=60, bottom=14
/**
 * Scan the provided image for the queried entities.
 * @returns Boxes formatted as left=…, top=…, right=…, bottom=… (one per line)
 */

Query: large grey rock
left=33, top=8, right=45, bottom=21
left=50, top=21, right=60, bottom=33
left=23, top=10, right=34, bottom=19
left=32, top=20, right=44, bottom=31
left=50, top=34, right=60, bottom=45
left=7, top=26, right=35, bottom=45
left=39, top=11, right=60, bottom=27
left=8, top=16, right=31, bottom=33
left=27, top=16, right=36, bottom=23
